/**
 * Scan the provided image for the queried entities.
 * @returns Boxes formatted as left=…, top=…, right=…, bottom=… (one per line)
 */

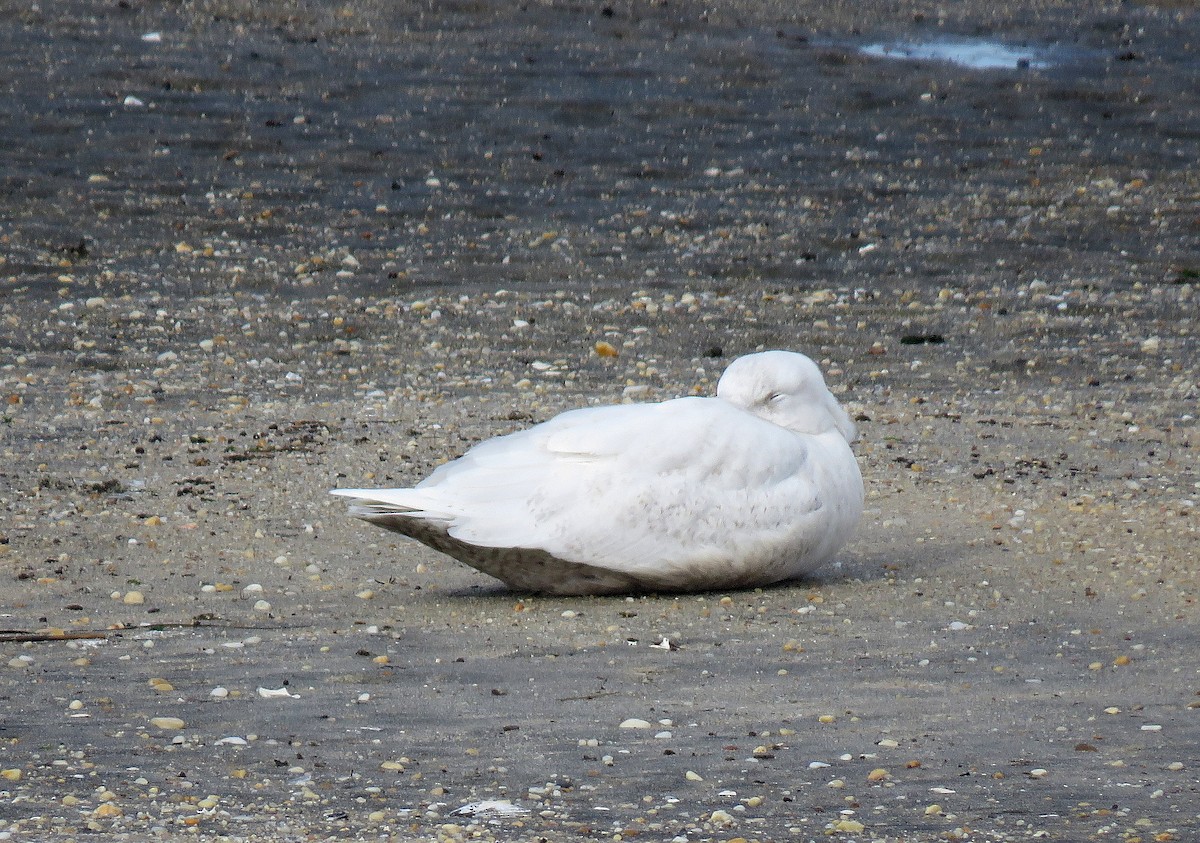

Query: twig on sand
left=0, top=629, right=110, bottom=643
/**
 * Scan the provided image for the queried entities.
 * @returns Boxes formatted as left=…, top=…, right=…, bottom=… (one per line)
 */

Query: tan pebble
left=150, top=716, right=185, bottom=730
left=230, top=769, right=247, bottom=779
left=867, top=768, right=889, bottom=781
left=593, top=340, right=619, bottom=358
left=1029, top=768, right=1049, bottom=778
left=122, top=591, right=145, bottom=605
left=877, top=738, right=899, bottom=748
left=818, top=714, right=836, bottom=724
left=92, top=802, right=123, bottom=818
left=1114, top=655, right=1131, bottom=666
left=1104, top=706, right=1122, bottom=714
left=143, top=515, right=162, bottom=526
left=368, top=810, right=386, bottom=822
left=709, top=809, right=734, bottom=825
left=906, top=760, right=922, bottom=769
left=1167, top=762, right=1184, bottom=771
left=834, top=819, right=864, bottom=832
left=744, top=795, right=763, bottom=808
left=380, top=760, right=406, bottom=771
left=62, top=794, right=79, bottom=806
left=925, top=804, right=943, bottom=815
left=356, top=590, right=375, bottom=599
left=619, top=718, right=652, bottom=729
left=685, top=770, right=703, bottom=781
left=372, top=655, right=389, bottom=665
left=1, top=768, right=21, bottom=781
left=827, top=779, right=845, bottom=789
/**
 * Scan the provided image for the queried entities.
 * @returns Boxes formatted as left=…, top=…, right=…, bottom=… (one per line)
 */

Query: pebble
left=150, top=716, right=185, bottom=730
left=709, top=809, right=735, bottom=826
left=619, top=718, right=652, bottom=729
left=123, top=590, right=145, bottom=605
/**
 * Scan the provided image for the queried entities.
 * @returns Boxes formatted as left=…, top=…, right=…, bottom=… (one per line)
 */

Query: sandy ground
left=1, top=0, right=1198, bottom=840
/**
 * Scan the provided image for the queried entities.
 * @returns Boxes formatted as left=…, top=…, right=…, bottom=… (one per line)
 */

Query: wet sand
left=1, top=0, right=1198, bottom=840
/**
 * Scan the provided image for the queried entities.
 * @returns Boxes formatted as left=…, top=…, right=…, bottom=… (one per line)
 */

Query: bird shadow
left=433, top=537, right=966, bottom=601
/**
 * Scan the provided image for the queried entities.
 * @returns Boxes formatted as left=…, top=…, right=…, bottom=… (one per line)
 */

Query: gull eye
left=766, top=391, right=785, bottom=404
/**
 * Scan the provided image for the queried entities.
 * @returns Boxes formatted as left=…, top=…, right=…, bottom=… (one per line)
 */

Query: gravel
left=1, top=0, right=1198, bottom=840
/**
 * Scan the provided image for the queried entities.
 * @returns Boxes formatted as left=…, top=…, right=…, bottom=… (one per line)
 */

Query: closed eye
left=766, top=391, right=785, bottom=403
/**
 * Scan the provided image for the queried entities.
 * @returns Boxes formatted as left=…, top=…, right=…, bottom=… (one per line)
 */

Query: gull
left=332, top=350, right=863, bottom=595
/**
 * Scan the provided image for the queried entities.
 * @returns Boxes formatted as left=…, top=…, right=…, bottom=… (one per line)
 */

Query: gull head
left=716, top=350, right=857, bottom=442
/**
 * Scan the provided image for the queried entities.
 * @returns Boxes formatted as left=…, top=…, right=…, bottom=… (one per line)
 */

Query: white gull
left=331, top=350, right=863, bottom=595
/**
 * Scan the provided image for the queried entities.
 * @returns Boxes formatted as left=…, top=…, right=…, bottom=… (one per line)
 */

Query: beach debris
left=257, top=686, right=300, bottom=699
left=450, top=800, right=528, bottom=818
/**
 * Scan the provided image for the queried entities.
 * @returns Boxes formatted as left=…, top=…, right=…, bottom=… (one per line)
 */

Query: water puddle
left=859, top=37, right=1054, bottom=70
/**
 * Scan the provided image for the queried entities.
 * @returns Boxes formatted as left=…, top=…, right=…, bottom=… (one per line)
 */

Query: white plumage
left=331, top=350, right=863, bottom=595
